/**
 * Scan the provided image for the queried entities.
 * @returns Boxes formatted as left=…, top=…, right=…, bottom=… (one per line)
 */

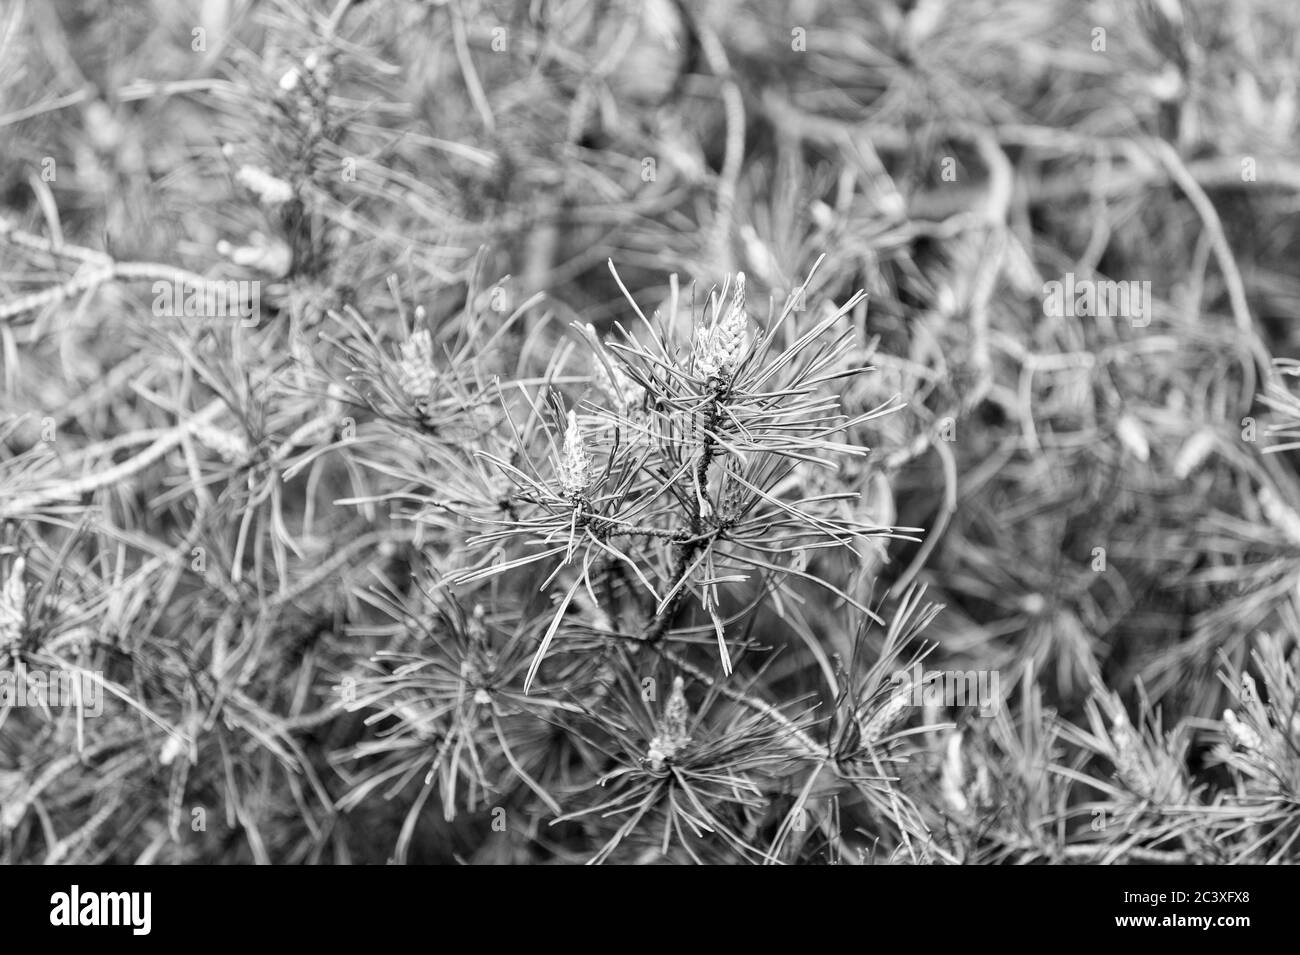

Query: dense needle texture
left=0, top=0, right=1298, bottom=866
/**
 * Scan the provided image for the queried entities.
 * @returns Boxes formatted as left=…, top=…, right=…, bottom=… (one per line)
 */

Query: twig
left=694, top=15, right=744, bottom=276
left=1147, top=138, right=1270, bottom=409
left=0, top=398, right=228, bottom=518
left=450, top=0, right=494, bottom=133
left=889, top=436, right=957, bottom=599
left=1058, top=844, right=1190, bottom=865
left=659, top=646, right=829, bottom=761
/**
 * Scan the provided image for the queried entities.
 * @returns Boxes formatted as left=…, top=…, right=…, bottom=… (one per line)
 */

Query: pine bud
left=647, top=676, right=691, bottom=771
left=1172, top=427, right=1216, bottom=479
left=586, top=325, right=644, bottom=408
left=593, top=352, right=645, bottom=408
left=1223, top=709, right=1262, bottom=752
left=0, top=557, right=25, bottom=651
left=557, top=410, right=592, bottom=497
left=694, top=272, right=749, bottom=380
left=397, top=329, right=438, bottom=400
left=1115, top=414, right=1150, bottom=462
left=940, top=730, right=969, bottom=814
left=860, top=669, right=914, bottom=744
left=1110, top=713, right=1154, bottom=799
left=235, top=165, right=295, bottom=207
left=1258, top=484, right=1300, bottom=547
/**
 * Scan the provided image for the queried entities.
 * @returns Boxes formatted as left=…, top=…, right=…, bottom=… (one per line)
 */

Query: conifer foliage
left=2, top=0, right=1300, bottom=864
